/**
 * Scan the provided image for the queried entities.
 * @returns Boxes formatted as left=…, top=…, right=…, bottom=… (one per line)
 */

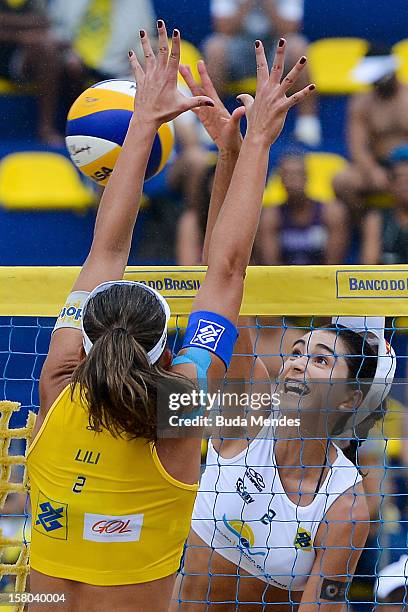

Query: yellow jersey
left=27, top=385, right=198, bottom=586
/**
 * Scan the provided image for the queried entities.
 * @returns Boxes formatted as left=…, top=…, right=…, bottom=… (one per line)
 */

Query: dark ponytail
left=71, top=284, right=193, bottom=441
left=325, top=326, right=380, bottom=468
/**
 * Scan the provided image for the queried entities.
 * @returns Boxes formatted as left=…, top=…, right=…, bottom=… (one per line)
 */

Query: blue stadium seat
left=152, top=0, right=211, bottom=47
left=303, top=0, right=408, bottom=46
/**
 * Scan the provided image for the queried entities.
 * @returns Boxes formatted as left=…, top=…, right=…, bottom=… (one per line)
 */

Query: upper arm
left=39, top=329, right=83, bottom=412
left=299, top=484, right=369, bottom=611
left=348, top=95, right=370, bottom=155
left=41, top=244, right=135, bottom=399
left=360, top=211, right=382, bottom=264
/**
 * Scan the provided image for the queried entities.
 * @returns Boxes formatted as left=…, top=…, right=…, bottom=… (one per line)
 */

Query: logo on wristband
left=190, top=319, right=225, bottom=351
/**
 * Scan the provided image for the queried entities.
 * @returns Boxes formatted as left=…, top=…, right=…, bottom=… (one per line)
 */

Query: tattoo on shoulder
left=320, top=579, right=349, bottom=601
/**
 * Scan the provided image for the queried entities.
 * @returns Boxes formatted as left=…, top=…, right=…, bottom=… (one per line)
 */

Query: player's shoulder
left=326, top=480, right=369, bottom=523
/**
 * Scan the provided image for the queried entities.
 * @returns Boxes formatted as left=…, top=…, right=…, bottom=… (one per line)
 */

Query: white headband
left=331, top=316, right=396, bottom=438
left=352, top=55, right=400, bottom=84
left=81, top=280, right=171, bottom=364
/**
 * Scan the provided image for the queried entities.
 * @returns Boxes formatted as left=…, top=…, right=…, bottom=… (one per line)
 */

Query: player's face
left=278, top=330, right=354, bottom=420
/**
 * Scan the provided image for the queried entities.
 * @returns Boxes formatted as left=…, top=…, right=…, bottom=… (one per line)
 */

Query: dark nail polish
left=278, top=38, right=285, bottom=47
left=140, top=30, right=145, bottom=38
left=173, top=29, right=179, bottom=37
left=300, top=56, right=307, bottom=64
left=255, top=40, right=260, bottom=48
left=128, top=50, right=133, bottom=57
left=157, top=19, right=164, bottom=28
left=309, top=84, right=316, bottom=90
left=205, top=101, right=215, bottom=107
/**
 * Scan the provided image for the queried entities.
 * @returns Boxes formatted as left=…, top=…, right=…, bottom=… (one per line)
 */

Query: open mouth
left=283, top=378, right=310, bottom=396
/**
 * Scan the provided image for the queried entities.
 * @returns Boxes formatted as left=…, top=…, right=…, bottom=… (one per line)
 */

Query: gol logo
left=83, top=513, right=144, bottom=542
left=92, top=519, right=132, bottom=534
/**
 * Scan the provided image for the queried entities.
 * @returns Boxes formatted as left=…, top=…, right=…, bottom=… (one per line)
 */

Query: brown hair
left=71, top=284, right=192, bottom=441
left=325, top=326, right=380, bottom=468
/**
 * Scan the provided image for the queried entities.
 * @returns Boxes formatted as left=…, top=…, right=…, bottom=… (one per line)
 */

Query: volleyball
left=65, top=79, right=174, bottom=186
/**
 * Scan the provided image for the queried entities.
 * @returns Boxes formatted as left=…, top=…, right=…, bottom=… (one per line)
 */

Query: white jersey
left=192, top=431, right=362, bottom=591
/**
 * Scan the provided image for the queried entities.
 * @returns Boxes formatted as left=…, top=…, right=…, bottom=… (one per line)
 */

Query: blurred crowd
left=1, top=0, right=408, bottom=609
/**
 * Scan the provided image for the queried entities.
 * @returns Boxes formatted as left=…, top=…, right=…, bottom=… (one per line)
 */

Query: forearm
left=202, top=149, right=239, bottom=264
left=91, top=119, right=155, bottom=254
left=207, top=136, right=269, bottom=275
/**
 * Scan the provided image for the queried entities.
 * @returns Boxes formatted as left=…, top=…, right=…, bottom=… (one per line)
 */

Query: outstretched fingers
left=179, top=64, right=203, bottom=97
left=139, top=29, right=156, bottom=71
left=269, top=38, right=286, bottom=85
left=236, top=93, right=254, bottom=112
left=128, top=50, right=144, bottom=86
left=182, top=96, right=215, bottom=112
left=156, top=19, right=169, bottom=68
left=230, top=105, right=246, bottom=124
left=285, top=83, right=316, bottom=110
left=279, top=55, right=308, bottom=95
left=167, top=29, right=181, bottom=81
left=197, top=60, right=222, bottom=104
left=255, top=40, right=269, bottom=91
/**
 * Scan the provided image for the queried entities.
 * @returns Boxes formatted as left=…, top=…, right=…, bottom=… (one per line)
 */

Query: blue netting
left=1, top=316, right=407, bottom=610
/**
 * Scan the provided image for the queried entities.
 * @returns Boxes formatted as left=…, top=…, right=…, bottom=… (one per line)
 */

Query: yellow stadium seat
left=263, top=152, right=348, bottom=207
left=393, top=39, right=408, bottom=85
left=0, top=152, right=95, bottom=211
left=308, top=38, right=370, bottom=94
left=0, top=77, right=35, bottom=95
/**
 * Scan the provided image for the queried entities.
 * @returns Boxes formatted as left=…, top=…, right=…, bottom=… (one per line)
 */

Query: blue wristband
left=182, top=310, right=238, bottom=369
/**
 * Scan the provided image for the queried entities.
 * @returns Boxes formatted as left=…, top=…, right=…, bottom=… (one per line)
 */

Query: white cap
left=352, top=55, right=399, bottom=84
left=331, top=317, right=396, bottom=438
left=81, top=280, right=171, bottom=364
left=376, top=555, right=408, bottom=601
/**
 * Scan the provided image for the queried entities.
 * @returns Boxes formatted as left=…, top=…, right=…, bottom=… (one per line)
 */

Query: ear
left=159, top=347, right=172, bottom=370
left=338, top=388, right=363, bottom=412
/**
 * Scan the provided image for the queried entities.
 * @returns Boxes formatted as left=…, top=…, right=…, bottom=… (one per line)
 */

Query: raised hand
left=238, top=38, right=315, bottom=146
left=179, top=60, right=245, bottom=154
left=128, top=21, right=214, bottom=129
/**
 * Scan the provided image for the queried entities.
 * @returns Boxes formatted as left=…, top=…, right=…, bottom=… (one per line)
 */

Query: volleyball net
left=1, top=265, right=408, bottom=610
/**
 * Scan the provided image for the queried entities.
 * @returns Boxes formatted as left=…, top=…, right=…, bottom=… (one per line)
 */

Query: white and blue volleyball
left=66, top=79, right=174, bottom=186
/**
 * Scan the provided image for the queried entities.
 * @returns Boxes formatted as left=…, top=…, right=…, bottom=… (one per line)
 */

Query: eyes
left=289, top=348, right=330, bottom=366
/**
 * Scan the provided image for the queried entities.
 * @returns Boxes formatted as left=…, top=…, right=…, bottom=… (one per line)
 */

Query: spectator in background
left=253, top=151, right=347, bottom=378
left=361, top=145, right=408, bottom=264
left=0, top=0, right=62, bottom=144
left=333, top=45, right=408, bottom=215
left=48, top=0, right=156, bottom=104
left=375, top=555, right=408, bottom=610
left=257, top=151, right=348, bottom=265
left=204, top=0, right=321, bottom=146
